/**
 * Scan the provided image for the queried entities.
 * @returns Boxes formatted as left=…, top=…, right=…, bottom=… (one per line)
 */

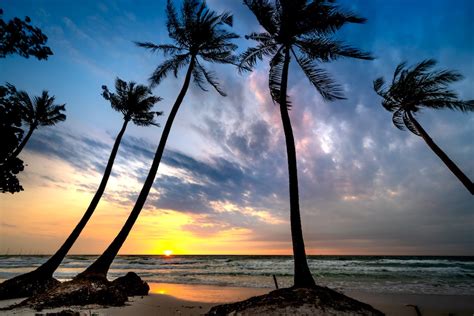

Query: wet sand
left=1, top=282, right=473, bottom=315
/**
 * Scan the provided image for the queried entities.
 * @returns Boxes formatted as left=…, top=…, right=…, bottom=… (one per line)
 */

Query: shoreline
left=1, top=282, right=473, bottom=315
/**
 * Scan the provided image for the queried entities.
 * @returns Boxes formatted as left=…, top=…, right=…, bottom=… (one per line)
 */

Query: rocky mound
left=0, top=271, right=60, bottom=300
left=4, top=272, right=149, bottom=311
left=207, top=286, right=384, bottom=316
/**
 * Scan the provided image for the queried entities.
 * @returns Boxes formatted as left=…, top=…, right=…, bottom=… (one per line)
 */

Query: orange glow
left=149, top=283, right=268, bottom=303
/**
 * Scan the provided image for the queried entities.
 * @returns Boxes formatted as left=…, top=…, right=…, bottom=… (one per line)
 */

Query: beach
left=1, top=282, right=474, bottom=315
left=1, top=255, right=473, bottom=314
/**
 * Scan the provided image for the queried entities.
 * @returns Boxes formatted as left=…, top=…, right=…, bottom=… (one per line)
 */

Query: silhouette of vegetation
left=240, top=0, right=373, bottom=288
left=0, top=78, right=162, bottom=300
left=12, top=0, right=239, bottom=308
left=9, top=89, right=66, bottom=160
left=0, top=8, right=53, bottom=60
left=374, top=59, right=474, bottom=195
left=0, top=84, right=24, bottom=193
left=76, top=0, right=238, bottom=280
left=0, top=9, right=52, bottom=193
left=0, top=86, right=65, bottom=195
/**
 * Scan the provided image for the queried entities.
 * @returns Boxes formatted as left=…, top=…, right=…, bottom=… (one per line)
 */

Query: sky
left=0, top=0, right=473, bottom=256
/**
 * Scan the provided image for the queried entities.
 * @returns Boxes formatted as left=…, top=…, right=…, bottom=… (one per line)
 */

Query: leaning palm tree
left=374, top=59, right=474, bottom=194
left=7, top=89, right=66, bottom=160
left=0, top=78, right=162, bottom=300
left=74, top=0, right=238, bottom=280
left=240, top=0, right=372, bottom=288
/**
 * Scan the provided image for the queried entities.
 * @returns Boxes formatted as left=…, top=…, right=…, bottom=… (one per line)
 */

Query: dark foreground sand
left=0, top=282, right=473, bottom=315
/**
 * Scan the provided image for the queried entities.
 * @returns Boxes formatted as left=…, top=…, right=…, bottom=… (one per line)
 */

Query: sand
left=0, top=282, right=473, bottom=315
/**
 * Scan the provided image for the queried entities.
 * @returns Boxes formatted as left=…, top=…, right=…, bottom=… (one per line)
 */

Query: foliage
left=240, top=0, right=373, bottom=106
left=136, top=0, right=239, bottom=96
left=0, top=84, right=24, bottom=193
left=374, top=59, right=474, bottom=135
left=0, top=8, right=53, bottom=60
left=101, top=78, right=163, bottom=126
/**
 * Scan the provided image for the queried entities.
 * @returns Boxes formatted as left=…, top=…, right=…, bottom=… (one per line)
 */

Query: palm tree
left=0, top=78, right=162, bottom=299
left=241, top=0, right=373, bottom=288
left=7, top=89, right=65, bottom=160
left=75, top=0, right=238, bottom=279
left=374, top=59, right=474, bottom=195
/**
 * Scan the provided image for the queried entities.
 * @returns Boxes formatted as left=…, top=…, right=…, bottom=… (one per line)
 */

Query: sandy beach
left=1, top=282, right=473, bottom=315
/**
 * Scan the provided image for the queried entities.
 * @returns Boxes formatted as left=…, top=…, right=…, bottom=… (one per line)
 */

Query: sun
left=163, top=250, right=173, bottom=257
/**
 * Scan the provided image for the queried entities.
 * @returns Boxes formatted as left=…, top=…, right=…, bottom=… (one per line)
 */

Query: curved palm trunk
left=407, top=111, right=474, bottom=195
left=280, top=47, right=316, bottom=288
left=77, top=58, right=196, bottom=279
left=8, top=123, right=36, bottom=160
left=30, top=119, right=130, bottom=277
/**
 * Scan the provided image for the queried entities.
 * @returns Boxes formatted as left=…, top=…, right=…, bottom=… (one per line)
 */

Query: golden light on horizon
left=164, top=250, right=173, bottom=256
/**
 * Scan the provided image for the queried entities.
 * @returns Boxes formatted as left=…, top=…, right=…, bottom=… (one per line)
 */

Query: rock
left=0, top=271, right=60, bottom=300
left=1, top=272, right=150, bottom=311
left=112, top=272, right=149, bottom=296
left=16, top=275, right=127, bottom=311
left=207, top=286, right=384, bottom=316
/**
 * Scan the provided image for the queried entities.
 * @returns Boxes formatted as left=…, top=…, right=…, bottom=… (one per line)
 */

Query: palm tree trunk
left=77, top=57, right=196, bottom=279
left=8, top=123, right=36, bottom=160
left=32, top=119, right=130, bottom=277
left=407, top=111, right=473, bottom=195
left=279, top=47, right=315, bottom=288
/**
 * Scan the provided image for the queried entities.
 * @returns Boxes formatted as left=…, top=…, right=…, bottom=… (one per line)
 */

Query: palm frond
left=149, top=53, right=190, bottom=87
left=243, top=0, right=278, bottom=35
left=195, top=60, right=226, bottom=96
left=134, top=42, right=182, bottom=56
left=296, top=38, right=373, bottom=62
left=268, top=46, right=292, bottom=107
left=239, top=42, right=278, bottom=72
left=102, top=77, right=162, bottom=127
left=391, top=109, right=406, bottom=132
left=402, top=111, right=420, bottom=136
left=293, top=50, right=345, bottom=101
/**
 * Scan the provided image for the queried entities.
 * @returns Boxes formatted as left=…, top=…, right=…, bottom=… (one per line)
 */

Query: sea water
left=0, top=255, right=472, bottom=295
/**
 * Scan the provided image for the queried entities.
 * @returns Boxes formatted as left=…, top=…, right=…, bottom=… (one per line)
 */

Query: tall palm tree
left=7, top=89, right=65, bottom=160
left=241, top=0, right=372, bottom=288
left=75, top=0, right=238, bottom=279
left=374, top=59, right=474, bottom=194
left=0, top=78, right=162, bottom=299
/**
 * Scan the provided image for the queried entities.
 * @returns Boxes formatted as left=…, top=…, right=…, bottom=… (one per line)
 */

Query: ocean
left=0, top=255, right=472, bottom=295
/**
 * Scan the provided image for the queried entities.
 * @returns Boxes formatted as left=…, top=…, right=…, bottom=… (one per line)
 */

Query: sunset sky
left=1, top=0, right=473, bottom=256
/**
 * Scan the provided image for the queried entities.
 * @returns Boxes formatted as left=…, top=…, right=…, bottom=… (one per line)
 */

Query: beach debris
left=207, top=286, right=384, bottom=316
left=0, top=271, right=60, bottom=300
left=3, top=273, right=149, bottom=311
left=272, top=274, right=279, bottom=289
left=406, top=304, right=422, bottom=316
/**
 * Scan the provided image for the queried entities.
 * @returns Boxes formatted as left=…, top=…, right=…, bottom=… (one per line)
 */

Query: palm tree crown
left=102, top=78, right=163, bottom=126
left=240, top=0, right=373, bottom=103
left=13, top=90, right=65, bottom=128
left=374, top=59, right=474, bottom=194
left=136, top=0, right=238, bottom=95
left=373, top=59, right=474, bottom=135
left=241, top=0, right=373, bottom=288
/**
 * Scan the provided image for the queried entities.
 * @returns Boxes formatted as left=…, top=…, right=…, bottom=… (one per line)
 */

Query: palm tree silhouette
left=374, top=59, right=474, bottom=194
left=0, top=78, right=162, bottom=299
left=7, top=89, right=65, bottom=160
left=241, top=0, right=372, bottom=288
left=75, top=0, right=238, bottom=279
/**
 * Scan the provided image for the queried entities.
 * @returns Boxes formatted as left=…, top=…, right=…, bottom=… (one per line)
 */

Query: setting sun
left=164, top=250, right=173, bottom=257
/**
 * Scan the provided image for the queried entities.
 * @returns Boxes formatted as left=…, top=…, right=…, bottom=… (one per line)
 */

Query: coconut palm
left=75, top=0, right=238, bottom=279
left=241, top=0, right=373, bottom=288
left=374, top=59, right=474, bottom=194
left=7, top=89, right=65, bottom=160
left=0, top=78, right=162, bottom=299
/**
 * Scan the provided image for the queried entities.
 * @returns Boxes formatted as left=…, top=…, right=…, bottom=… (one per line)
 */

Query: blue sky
left=1, top=0, right=473, bottom=255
